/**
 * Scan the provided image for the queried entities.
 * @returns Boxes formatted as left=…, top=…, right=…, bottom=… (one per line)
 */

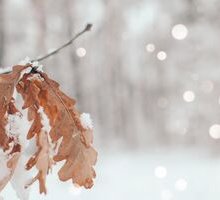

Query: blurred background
left=1, top=0, right=220, bottom=199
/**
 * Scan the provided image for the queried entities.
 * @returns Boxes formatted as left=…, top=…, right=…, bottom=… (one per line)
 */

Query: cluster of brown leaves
left=0, top=66, right=25, bottom=191
left=0, top=65, right=97, bottom=194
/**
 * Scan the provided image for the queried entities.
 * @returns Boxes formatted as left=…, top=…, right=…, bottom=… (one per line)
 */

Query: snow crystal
left=38, top=107, right=51, bottom=133
left=32, top=61, right=39, bottom=67
left=0, top=150, right=11, bottom=181
left=19, top=56, right=44, bottom=72
left=37, top=107, right=60, bottom=156
left=19, top=56, right=31, bottom=65
left=6, top=114, right=21, bottom=137
left=0, top=57, right=43, bottom=76
left=25, top=138, right=37, bottom=157
left=32, top=62, right=43, bottom=72
left=80, top=113, right=93, bottom=129
left=8, top=109, right=31, bottom=149
left=5, top=108, right=31, bottom=150
left=37, top=65, right=43, bottom=72
left=12, top=90, right=18, bottom=100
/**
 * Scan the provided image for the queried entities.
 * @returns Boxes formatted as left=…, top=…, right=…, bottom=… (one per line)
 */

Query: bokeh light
left=157, top=51, right=167, bottom=61
left=183, top=90, right=195, bottom=102
left=146, top=43, right=155, bottom=52
left=171, top=24, right=188, bottom=40
left=76, top=47, right=86, bottom=57
left=209, top=124, right=220, bottom=139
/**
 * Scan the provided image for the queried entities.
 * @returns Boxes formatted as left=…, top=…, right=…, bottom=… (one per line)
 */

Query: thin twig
left=34, top=23, right=92, bottom=62
left=0, top=23, right=92, bottom=74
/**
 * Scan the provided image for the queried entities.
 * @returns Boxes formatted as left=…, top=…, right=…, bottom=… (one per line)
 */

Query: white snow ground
left=2, top=148, right=220, bottom=200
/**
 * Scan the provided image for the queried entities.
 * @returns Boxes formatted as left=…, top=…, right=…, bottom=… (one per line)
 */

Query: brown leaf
left=40, top=72, right=97, bottom=188
left=27, top=110, right=42, bottom=140
left=55, top=134, right=97, bottom=188
left=0, top=65, right=26, bottom=150
left=8, top=99, right=20, bottom=115
left=26, top=130, right=52, bottom=194
left=0, top=63, right=97, bottom=197
left=0, top=65, right=28, bottom=192
left=16, top=73, right=56, bottom=194
left=17, top=71, right=97, bottom=190
left=0, top=152, right=20, bottom=192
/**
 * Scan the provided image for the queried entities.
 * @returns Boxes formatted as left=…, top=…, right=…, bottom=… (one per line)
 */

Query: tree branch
left=34, top=23, right=92, bottom=62
left=0, top=23, right=92, bottom=74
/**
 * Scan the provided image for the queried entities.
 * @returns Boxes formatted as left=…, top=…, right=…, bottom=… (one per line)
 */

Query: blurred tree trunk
left=66, top=0, right=83, bottom=103
left=0, top=0, right=5, bottom=66
left=32, top=0, right=47, bottom=56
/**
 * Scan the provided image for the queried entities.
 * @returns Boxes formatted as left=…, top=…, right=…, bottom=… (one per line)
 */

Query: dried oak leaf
left=25, top=128, right=52, bottom=194
left=40, top=72, right=97, bottom=188
left=0, top=65, right=26, bottom=150
left=0, top=153, right=20, bottom=192
left=16, top=75, right=52, bottom=194
left=0, top=65, right=27, bottom=192
left=17, top=71, right=97, bottom=190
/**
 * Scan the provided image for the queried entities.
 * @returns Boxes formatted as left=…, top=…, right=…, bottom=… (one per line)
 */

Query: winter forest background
left=1, top=0, right=220, bottom=199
